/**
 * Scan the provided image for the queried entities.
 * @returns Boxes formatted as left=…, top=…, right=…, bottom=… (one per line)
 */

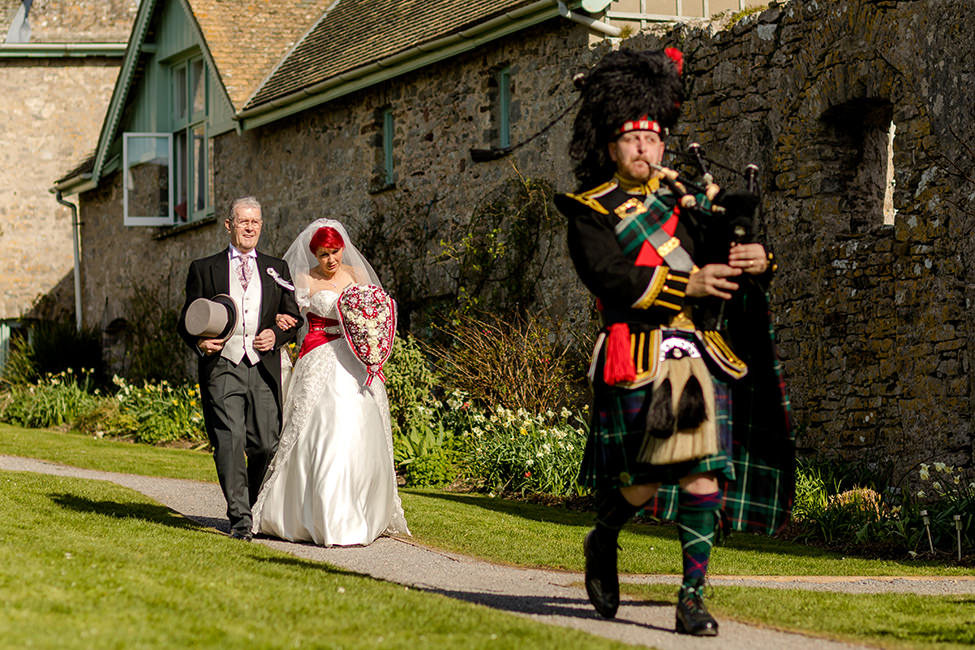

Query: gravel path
left=4, top=454, right=971, bottom=649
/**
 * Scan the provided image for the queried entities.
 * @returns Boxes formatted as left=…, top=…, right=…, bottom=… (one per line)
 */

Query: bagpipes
left=653, top=142, right=762, bottom=256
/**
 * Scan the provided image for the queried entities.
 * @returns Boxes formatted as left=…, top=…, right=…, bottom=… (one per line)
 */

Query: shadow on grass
left=50, top=492, right=212, bottom=532
left=250, top=554, right=363, bottom=578
left=423, top=587, right=674, bottom=632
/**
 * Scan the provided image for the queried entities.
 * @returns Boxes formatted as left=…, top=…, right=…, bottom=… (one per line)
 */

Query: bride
left=251, top=219, right=409, bottom=545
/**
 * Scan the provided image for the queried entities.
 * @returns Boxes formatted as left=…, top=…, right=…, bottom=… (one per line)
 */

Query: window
left=819, top=99, right=896, bottom=232
left=498, top=66, right=511, bottom=149
left=370, top=107, right=395, bottom=192
left=172, top=56, right=210, bottom=222
left=123, top=133, right=172, bottom=226
left=122, top=55, right=212, bottom=227
left=382, top=108, right=395, bottom=187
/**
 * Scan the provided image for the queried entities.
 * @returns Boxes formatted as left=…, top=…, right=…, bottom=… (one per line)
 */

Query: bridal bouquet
left=337, top=284, right=397, bottom=386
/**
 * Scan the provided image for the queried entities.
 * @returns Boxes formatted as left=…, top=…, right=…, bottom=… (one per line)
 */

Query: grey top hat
left=183, top=294, right=239, bottom=341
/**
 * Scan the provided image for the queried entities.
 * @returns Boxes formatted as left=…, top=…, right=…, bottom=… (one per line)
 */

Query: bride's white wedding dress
left=251, top=288, right=409, bottom=545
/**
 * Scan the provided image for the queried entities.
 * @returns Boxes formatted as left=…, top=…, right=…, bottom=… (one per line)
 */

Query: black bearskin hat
left=569, top=48, right=684, bottom=189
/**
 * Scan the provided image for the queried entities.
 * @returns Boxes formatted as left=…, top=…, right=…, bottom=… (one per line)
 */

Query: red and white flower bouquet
left=336, top=284, right=396, bottom=386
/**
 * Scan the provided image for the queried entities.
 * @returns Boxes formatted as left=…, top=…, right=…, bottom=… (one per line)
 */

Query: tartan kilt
left=579, top=370, right=794, bottom=536
left=578, top=377, right=736, bottom=490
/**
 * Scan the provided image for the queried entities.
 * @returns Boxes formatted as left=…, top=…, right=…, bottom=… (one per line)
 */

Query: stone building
left=54, top=0, right=974, bottom=476
left=0, top=0, right=137, bottom=366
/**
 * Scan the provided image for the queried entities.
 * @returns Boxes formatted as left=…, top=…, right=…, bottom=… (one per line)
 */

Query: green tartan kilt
left=579, top=370, right=794, bottom=535
left=578, top=377, right=736, bottom=490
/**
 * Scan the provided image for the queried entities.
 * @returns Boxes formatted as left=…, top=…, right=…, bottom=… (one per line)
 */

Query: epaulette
left=563, top=180, right=618, bottom=215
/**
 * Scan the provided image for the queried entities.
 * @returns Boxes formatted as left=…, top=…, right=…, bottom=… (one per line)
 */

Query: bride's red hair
left=309, top=226, right=345, bottom=253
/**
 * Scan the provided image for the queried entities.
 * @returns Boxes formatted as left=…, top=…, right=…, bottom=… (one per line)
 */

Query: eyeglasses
left=234, top=219, right=263, bottom=228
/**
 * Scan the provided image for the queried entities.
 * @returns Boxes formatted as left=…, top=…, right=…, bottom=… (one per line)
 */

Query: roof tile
left=245, top=0, right=538, bottom=110
left=188, top=0, right=335, bottom=110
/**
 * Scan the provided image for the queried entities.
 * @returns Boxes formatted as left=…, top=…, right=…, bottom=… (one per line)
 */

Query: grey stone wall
left=0, top=57, right=122, bottom=320
left=0, top=0, right=137, bottom=320
left=76, top=0, right=974, bottom=475
left=628, top=0, right=975, bottom=475
left=1, top=0, right=136, bottom=42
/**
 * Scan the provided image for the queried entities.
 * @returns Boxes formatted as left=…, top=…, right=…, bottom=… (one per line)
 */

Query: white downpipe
left=557, top=1, right=622, bottom=36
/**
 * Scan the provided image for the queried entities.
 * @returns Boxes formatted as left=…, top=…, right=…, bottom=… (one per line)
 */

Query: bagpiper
left=553, top=47, right=794, bottom=637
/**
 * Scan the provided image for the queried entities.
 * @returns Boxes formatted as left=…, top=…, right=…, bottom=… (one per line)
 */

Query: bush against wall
left=383, top=323, right=589, bottom=494
left=1, top=320, right=103, bottom=387
left=0, top=370, right=98, bottom=428
left=428, top=310, right=587, bottom=415
left=0, top=370, right=205, bottom=448
left=115, top=281, right=190, bottom=384
left=790, top=456, right=974, bottom=561
left=437, top=165, right=561, bottom=317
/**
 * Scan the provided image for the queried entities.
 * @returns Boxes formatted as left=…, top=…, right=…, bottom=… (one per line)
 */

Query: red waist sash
left=299, top=313, right=341, bottom=359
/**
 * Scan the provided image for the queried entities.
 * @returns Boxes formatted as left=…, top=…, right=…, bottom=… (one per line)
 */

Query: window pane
left=173, top=65, right=187, bottom=124
left=499, top=67, right=511, bottom=149
left=190, top=59, right=206, bottom=118
left=123, top=134, right=171, bottom=223
left=383, top=109, right=394, bottom=186
left=193, top=124, right=207, bottom=213
left=175, top=131, right=188, bottom=222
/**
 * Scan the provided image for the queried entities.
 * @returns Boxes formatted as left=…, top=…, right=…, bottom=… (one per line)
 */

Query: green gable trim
left=90, top=0, right=159, bottom=184
left=80, top=0, right=235, bottom=192
left=235, top=0, right=582, bottom=131
left=0, top=43, right=126, bottom=58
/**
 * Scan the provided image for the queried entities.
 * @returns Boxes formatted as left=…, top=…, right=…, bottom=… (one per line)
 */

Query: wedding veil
left=282, top=218, right=383, bottom=344
left=283, top=219, right=383, bottom=293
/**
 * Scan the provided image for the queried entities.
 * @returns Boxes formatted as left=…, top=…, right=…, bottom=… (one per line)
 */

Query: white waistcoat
left=222, top=257, right=262, bottom=365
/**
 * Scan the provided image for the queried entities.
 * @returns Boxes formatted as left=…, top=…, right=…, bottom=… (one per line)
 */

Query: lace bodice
left=297, top=288, right=341, bottom=319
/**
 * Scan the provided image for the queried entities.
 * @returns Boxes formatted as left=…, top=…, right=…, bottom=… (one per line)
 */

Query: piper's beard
left=616, top=159, right=656, bottom=184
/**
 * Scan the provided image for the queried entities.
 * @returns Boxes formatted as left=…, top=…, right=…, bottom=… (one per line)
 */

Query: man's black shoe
left=583, top=528, right=619, bottom=619
left=675, top=582, right=718, bottom=636
left=230, top=529, right=253, bottom=542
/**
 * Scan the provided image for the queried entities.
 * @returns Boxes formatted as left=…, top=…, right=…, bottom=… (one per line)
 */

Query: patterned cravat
left=238, top=255, right=253, bottom=291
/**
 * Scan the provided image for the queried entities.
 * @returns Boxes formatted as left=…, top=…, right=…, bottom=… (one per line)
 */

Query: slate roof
left=55, top=153, right=96, bottom=185
left=244, top=0, right=539, bottom=110
left=188, top=0, right=334, bottom=109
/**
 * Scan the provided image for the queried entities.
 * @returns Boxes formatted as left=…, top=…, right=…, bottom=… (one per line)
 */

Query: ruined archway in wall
left=819, top=99, right=895, bottom=233
left=758, top=1, right=972, bottom=473
left=770, top=58, right=910, bottom=462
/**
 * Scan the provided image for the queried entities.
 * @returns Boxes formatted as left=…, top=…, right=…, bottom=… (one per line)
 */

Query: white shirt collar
left=228, top=245, right=257, bottom=260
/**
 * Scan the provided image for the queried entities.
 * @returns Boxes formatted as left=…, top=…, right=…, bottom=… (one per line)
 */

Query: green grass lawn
left=0, top=424, right=216, bottom=481
left=624, top=583, right=975, bottom=650
left=0, top=471, right=634, bottom=650
left=2, top=424, right=971, bottom=649
left=402, top=489, right=969, bottom=577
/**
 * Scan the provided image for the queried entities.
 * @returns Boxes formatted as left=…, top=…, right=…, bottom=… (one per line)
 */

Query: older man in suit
left=178, top=196, right=300, bottom=541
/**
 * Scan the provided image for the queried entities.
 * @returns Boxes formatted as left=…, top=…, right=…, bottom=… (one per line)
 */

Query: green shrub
left=791, top=457, right=975, bottom=560
left=0, top=370, right=98, bottom=428
left=110, top=376, right=207, bottom=446
left=383, top=334, right=455, bottom=483
left=74, top=399, right=138, bottom=438
left=407, top=448, right=458, bottom=488
left=2, top=321, right=102, bottom=386
left=384, top=334, right=439, bottom=442
left=443, top=394, right=588, bottom=496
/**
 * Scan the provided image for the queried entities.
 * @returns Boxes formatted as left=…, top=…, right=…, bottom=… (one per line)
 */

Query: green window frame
left=171, top=55, right=211, bottom=223
left=382, top=108, right=395, bottom=187
left=498, top=67, right=511, bottom=149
